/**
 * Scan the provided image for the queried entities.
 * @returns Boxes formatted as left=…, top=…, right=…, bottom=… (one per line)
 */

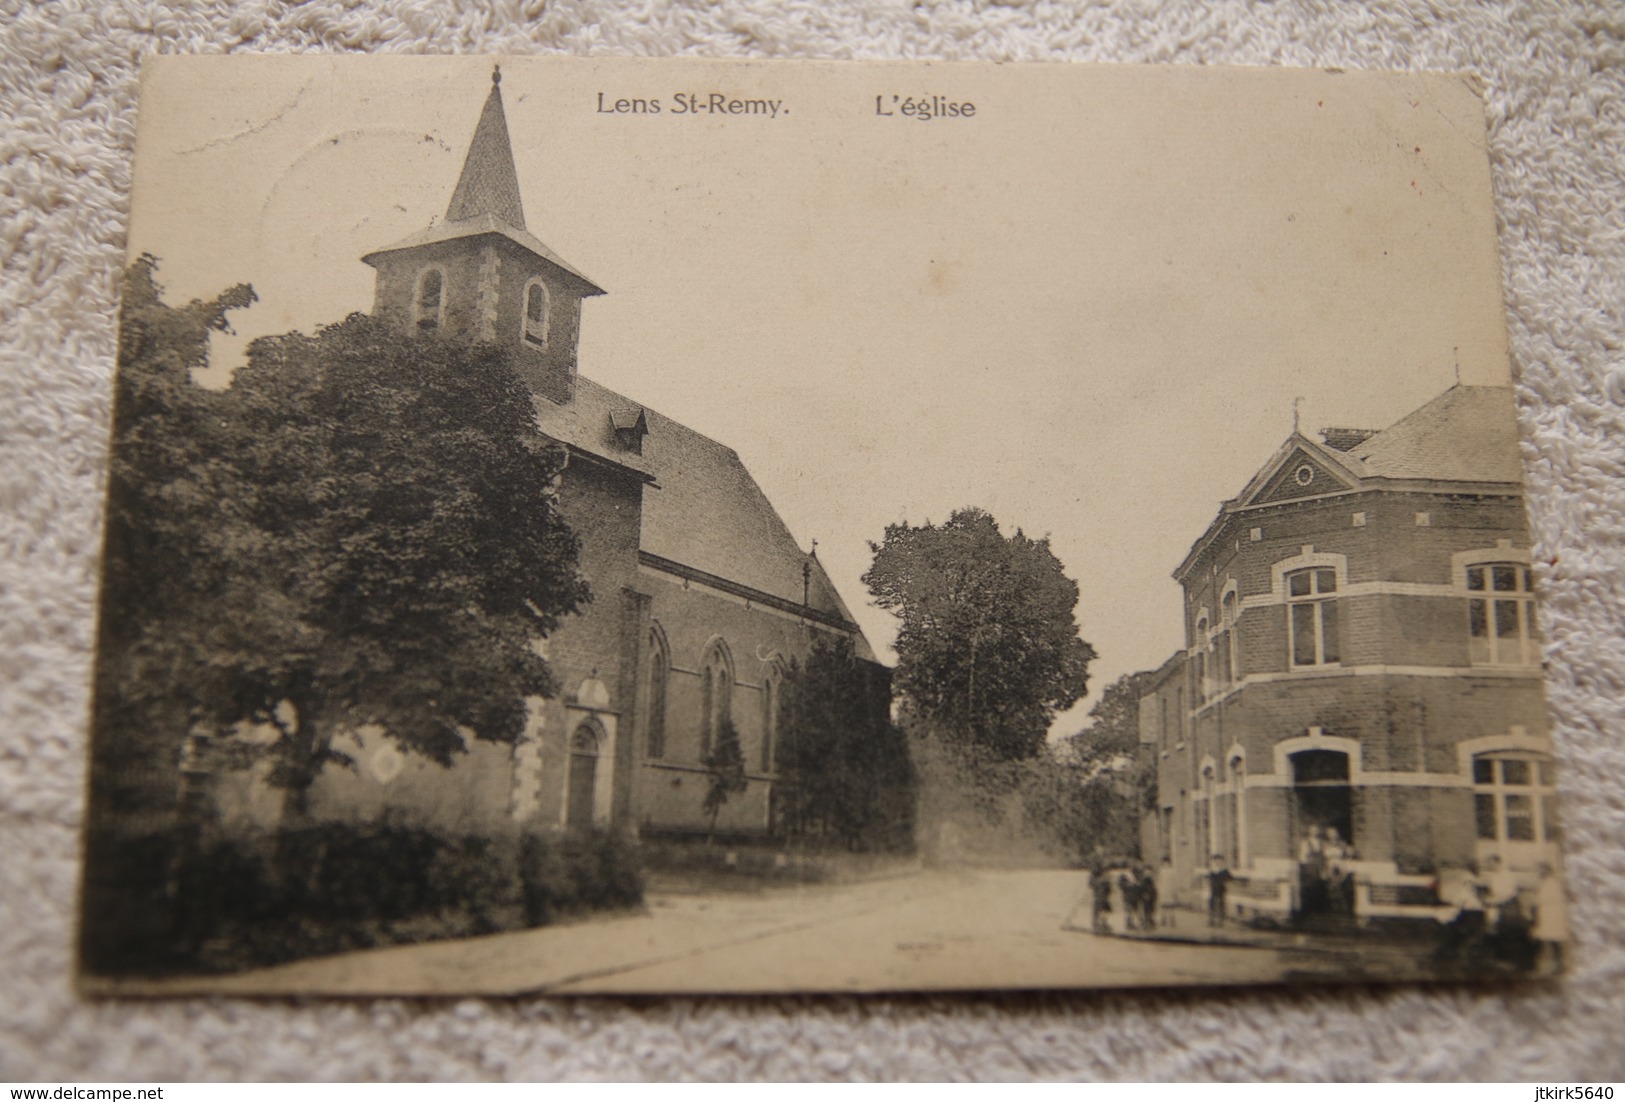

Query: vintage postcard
left=80, top=55, right=1568, bottom=995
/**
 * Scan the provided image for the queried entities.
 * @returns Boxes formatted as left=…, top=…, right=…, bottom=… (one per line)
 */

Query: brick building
left=1139, top=385, right=1557, bottom=923
left=285, top=71, right=880, bottom=840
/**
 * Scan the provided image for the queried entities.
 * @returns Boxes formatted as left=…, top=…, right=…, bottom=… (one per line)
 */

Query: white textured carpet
left=3, top=0, right=1623, bottom=1082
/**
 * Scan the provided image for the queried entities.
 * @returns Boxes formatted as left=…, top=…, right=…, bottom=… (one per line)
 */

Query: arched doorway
left=1290, top=747, right=1353, bottom=917
left=566, top=721, right=601, bottom=831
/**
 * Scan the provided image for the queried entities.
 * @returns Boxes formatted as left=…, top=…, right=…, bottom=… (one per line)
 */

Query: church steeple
left=445, top=67, right=526, bottom=229
left=361, top=67, right=605, bottom=406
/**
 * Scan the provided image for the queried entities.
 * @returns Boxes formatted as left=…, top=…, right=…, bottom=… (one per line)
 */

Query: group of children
left=1088, top=859, right=1178, bottom=934
left=1434, top=855, right=1568, bottom=971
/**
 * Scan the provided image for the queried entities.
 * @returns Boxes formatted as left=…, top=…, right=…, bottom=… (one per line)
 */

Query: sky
left=128, top=56, right=1514, bottom=738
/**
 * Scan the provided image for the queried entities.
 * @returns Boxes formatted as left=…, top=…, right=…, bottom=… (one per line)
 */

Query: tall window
left=1474, top=753, right=1558, bottom=848
left=1227, top=750, right=1246, bottom=868
left=523, top=281, right=549, bottom=348
left=700, top=644, right=732, bottom=758
left=1467, top=563, right=1537, bottom=666
left=414, top=268, right=444, bottom=332
left=1192, top=615, right=1210, bottom=704
left=1221, top=590, right=1241, bottom=686
left=760, top=674, right=779, bottom=773
left=1287, top=568, right=1340, bottom=667
left=645, top=630, right=669, bottom=760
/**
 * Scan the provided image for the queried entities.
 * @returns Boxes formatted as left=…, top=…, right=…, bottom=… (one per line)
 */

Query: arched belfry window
left=645, top=628, right=669, bottom=760
left=523, top=280, right=549, bottom=348
left=414, top=268, right=444, bottom=333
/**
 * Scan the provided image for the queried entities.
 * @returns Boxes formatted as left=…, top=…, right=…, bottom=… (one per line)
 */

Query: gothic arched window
left=700, top=642, right=733, bottom=758
left=646, top=629, right=669, bottom=760
left=760, top=671, right=780, bottom=773
left=523, top=280, right=549, bottom=348
left=414, top=268, right=444, bottom=333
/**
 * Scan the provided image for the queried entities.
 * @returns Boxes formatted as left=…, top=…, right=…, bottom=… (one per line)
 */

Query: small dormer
left=361, top=67, right=605, bottom=405
left=609, top=406, right=650, bottom=455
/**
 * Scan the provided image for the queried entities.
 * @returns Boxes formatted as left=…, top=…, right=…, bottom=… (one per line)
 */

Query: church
left=294, top=70, right=881, bottom=840
left=1139, top=385, right=1559, bottom=924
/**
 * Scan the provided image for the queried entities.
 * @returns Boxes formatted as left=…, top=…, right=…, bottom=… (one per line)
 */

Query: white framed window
left=1466, top=562, right=1537, bottom=667
left=523, top=279, right=549, bottom=348
left=1191, top=614, right=1210, bottom=703
left=413, top=267, right=444, bottom=332
left=1286, top=567, right=1341, bottom=667
left=1227, top=748, right=1247, bottom=868
left=1473, top=752, right=1558, bottom=848
left=1218, top=587, right=1241, bottom=688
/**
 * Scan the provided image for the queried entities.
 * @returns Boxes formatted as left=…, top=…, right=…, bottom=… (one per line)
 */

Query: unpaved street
left=129, top=868, right=1349, bottom=996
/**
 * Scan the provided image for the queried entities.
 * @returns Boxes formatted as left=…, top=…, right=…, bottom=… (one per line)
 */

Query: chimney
left=1320, top=427, right=1377, bottom=452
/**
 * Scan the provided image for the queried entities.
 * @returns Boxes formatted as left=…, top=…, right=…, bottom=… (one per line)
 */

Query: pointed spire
left=445, top=65, right=526, bottom=229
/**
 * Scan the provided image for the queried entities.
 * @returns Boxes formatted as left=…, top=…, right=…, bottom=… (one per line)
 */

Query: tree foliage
left=92, top=257, right=590, bottom=822
left=775, top=637, right=914, bottom=853
left=1048, top=668, right=1162, bottom=860
left=1062, top=669, right=1156, bottom=768
left=862, top=507, right=1096, bottom=760
left=701, top=718, right=748, bottom=841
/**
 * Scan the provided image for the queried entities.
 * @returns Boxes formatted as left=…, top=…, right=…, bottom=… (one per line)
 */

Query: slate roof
left=533, top=376, right=872, bottom=657
left=361, top=70, right=604, bottom=296
left=362, top=215, right=605, bottom=295
left=399, top=72, right=870, bottom=660
left=444, top=70, right=527, bottom=229
left=1180, top=385, right=1525, bottom=582
left=1345, top=385, right=1524, bottom=484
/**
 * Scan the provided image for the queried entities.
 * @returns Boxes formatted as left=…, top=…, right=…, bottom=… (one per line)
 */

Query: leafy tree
left=88, top=254, right=260, bottom=835
left=776, top=637, right=914, bottom=853
left=862, top=507, right=1095, bottom=760
left=1049, top=669, right=1160, bottom=860
left=1062, top=669, right=1155, bottom=768
left=92, top=258, right=591, bottom=823
left=701, top=718, right=748, bottom=843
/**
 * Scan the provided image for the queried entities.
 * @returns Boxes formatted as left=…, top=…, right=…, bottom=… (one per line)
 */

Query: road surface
left=117, top=868, right=1358, bottom=997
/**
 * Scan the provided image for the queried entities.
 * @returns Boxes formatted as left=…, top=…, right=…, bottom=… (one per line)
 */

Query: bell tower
left=361, top=67, right=605, bottom=405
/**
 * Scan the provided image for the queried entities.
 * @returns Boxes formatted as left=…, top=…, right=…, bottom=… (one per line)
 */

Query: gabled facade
left=1140, top=386, right=1557, bottom=923
left=295, top=70, right=880, bottom=840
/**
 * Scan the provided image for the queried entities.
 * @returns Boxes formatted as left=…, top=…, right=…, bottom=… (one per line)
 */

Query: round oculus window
left=1294, top=464, right=1315, bottom=486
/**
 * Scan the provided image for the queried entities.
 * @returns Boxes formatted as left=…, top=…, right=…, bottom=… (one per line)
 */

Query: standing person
left=1325, top=828, right=1354, bottom=915
left=1206, top=854, right=1232, bottom=928
left=1119, top=867, right=1142, bottom=931
left=1298, top=825, right=1328, bottom=915
left=1483, top=853, right=1529, bottom=965
left=1137, top=864, right=1158, bottom=931
left=1531, top=862, right=1569, bottom=973
left=1090, top=864, right=1113, bottom=935
left=1433, top=864, right=1487, bottom=963
left=1157, top=857, right=1178, bottom=928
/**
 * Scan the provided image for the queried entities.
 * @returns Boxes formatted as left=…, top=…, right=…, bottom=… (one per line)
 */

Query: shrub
left=80, top=822, right=644, bottom=978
